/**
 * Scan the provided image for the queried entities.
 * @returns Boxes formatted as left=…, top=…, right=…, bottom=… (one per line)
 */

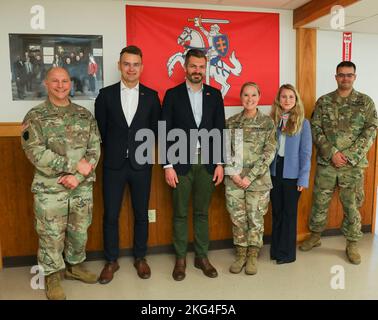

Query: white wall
left=0, top=0, right=295, bottom=121
left=317, top=30, right=378, bottom=107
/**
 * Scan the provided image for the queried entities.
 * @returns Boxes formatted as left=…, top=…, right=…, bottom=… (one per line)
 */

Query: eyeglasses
left=336, top=73, right=355, bottom=78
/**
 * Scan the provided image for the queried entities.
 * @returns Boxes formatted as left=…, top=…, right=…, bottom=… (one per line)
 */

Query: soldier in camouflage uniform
left=300, top=61, right=378, bottom=264
left=225, top=82, right=276, bottom=275
left=21, top=67, right=101, bottom=299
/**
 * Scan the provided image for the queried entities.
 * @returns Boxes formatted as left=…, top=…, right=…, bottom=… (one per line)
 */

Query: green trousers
left=172, top=163, right=215, bottom=258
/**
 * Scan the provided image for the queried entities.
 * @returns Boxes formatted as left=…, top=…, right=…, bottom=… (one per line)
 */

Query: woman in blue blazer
left=270, top=84, right=312, bottom=264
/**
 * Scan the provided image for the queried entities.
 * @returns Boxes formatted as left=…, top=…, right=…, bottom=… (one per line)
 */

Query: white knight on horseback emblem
left=167, top=15, right=242, bottom=97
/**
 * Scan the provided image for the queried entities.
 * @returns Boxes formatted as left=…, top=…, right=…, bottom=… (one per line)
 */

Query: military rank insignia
left=22, top=122, right=29, bottom=140
left=23, top=131, right=29, bottom=141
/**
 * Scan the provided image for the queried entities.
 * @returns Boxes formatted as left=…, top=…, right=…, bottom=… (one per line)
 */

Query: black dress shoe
left=276, top=259, right=295, bottom=265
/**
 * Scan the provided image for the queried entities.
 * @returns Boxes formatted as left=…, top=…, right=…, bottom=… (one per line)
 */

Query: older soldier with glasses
left=300, top=61, right=378, bottom=264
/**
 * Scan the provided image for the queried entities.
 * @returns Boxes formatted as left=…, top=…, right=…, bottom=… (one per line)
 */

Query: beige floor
left=0, top=234, right=377, bottom=300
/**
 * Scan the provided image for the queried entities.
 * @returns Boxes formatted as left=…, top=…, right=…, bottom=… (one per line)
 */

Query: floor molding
left=2, top=226, right=372, bottom=268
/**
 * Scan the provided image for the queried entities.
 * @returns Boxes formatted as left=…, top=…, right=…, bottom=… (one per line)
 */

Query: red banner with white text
left=126, top=5, right=279, bottom=106
left=343, top=32, right=352, bottom=61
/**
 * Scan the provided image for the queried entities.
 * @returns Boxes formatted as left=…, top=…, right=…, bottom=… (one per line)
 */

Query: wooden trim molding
left=294, top=0, right=360, bottom=28
left=0, top=240, right=2, bottom=270
left=0, top=123, right=22, bottom=137
left=295, top=28, right=317, bottom=238
left=296, top=28, right=317, bottom=117
left=372, top=138, right=378, bottom=234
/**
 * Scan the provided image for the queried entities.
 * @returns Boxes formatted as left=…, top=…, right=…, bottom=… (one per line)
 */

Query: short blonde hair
left=240, top=82, right=260, bottom=97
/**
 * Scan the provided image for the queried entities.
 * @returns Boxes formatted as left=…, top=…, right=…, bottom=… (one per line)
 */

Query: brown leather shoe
left=172, top=258, right=186, bottom=281
left=194, top=257, right=218, bottom=278
left=134, top=258, right=151, bottom=279
left=98, top=261, right=120, bottom=284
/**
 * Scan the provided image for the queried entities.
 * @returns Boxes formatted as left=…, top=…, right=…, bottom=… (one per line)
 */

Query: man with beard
left=161, top=49, right=225, bottom=281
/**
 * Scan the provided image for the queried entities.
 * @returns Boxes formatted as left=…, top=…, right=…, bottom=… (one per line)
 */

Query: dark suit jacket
left=161, top=82, right=225, bottom=175
left=95, top=82, right=161, bottom=170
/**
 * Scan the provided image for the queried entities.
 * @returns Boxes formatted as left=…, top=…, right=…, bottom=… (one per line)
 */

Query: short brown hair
left=336, top=61, right=356, bottom=73
left=184, top=49, right=207, bottom=66
left=119, top=45, right=143, bottom=60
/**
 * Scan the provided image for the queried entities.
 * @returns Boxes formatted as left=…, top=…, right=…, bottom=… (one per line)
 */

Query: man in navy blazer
left=95, top=46, right=160, bottom=283
left=161, top=49, right=225, bottom=281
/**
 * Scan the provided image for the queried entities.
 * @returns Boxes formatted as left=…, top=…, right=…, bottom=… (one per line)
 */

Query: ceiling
left=304, top=0, right=378, bottom=34
left=125, top=0, right=378, bottom=33
left=127, top=0, right=311, bottom=10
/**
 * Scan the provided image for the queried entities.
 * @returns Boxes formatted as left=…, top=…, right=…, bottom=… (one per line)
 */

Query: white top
left=278, top=132, right=286, bottom=157
left=120, top=81, right=139, bottom=126
left=278, top=116, right=288, bottom=157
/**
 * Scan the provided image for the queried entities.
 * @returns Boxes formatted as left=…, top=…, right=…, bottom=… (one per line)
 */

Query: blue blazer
left=270, top=119, right=312, bottom=188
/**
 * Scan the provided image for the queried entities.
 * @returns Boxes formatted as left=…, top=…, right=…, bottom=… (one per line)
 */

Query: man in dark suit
left=161, top=49, right=225, bottom=281
left=95, top=46, right=160, bottom=283
left=13, top=56, right=27, bottom=99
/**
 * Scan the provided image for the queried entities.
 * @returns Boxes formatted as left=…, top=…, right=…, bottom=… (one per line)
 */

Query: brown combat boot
left=346, top=240, right=361, bottom=265
left=45, top=272, right=66, bottom=300
left=65, top=263, right=98, bottom=283
left=245, top=246, right=259, bottom=275
left=229, top=246, right=247, bottom=274
left=299, top=232, right=321, bottom=251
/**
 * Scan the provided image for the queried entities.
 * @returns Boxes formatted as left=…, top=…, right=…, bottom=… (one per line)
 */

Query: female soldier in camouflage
left=224, top=82, right=276, bottom=275
left=269, top=84, right=312, bottom=264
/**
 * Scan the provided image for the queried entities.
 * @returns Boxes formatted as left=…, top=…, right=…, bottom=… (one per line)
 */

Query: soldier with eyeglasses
left=300, top=61, right=378, bottom=264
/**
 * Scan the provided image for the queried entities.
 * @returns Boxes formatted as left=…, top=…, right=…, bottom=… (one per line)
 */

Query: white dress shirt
left=163, top=82, right=203, bottom=169
left=120, top=81, right=139, bottom=126
left=186, top=82, right=203, bottom=128
left=187, top=82, right=203, bottom=150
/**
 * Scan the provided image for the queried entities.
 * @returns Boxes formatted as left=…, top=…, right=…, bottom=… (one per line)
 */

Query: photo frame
left=9, top=33, right=103, bottom=101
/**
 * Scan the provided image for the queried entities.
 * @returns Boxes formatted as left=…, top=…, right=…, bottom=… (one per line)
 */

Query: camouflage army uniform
left=224, top=110, right=276, bottom=248
left=310, top=89, right=378, bottom=241
left=21, top=99, right=101, bottom=276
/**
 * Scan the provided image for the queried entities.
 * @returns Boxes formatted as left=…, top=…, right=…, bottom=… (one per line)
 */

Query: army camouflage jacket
left=224, top=109, right=276, bottom=191
left=21, top=99, right=101, bottom=193
left=311, top=89, right=378, bottom=168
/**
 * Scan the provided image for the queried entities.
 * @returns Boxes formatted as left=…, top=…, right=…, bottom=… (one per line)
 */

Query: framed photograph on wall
left=9, top=33, right=103, bottom=101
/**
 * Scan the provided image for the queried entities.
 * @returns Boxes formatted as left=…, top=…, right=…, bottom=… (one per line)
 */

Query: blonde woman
left=225, top=82, right=276, bottom=275
left=270, top=84, right=312, bottom=264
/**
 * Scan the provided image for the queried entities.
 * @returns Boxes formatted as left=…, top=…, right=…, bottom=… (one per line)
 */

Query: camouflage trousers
left=225, top=186, right=270, bottom=248
left=309, top=164, right=364, bottom=241
left=34, top=183, right=93, bottom=276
